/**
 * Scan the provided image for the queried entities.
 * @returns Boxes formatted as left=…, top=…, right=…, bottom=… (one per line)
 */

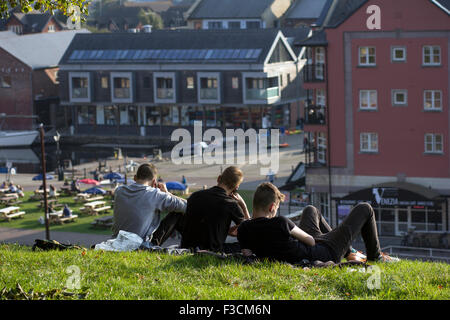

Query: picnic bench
left=0, top=194, right=21, bottom=206
left=31, top=189, right=59, bottom=200
left=80, top=200, right=111, bottom=216
left=49, top=211, right=78, bottom=225
left=0, top=206, right=25, bottom=221
left=59, top=185, right=76, bottom=196
left=73, top=193, right=104, bottom=203
left=39, top=199, right=60, bottom=209
left=91, top=215, right=114, bottom=229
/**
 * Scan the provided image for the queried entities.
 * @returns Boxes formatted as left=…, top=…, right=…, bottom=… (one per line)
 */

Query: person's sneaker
left=376, top=252, right=400, bottom=263
left=346, top=248, right=367, bottom=263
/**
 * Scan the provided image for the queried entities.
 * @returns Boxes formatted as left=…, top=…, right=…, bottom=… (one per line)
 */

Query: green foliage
left=0, top=0, right=91, bottom=22
left=137, top=8, right=163, bottom=29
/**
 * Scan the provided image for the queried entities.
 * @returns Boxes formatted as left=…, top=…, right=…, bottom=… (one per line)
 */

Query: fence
left=381, top=245, right=450, bottom=263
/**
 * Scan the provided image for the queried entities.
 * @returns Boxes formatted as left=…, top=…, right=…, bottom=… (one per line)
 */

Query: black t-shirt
left=180, top=186, right=245, bottom=252
left=237, top=216, right=312, bottom=264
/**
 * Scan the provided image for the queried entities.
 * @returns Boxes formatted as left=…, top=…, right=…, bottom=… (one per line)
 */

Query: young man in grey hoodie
left=112, top=163, right=187, bottom=244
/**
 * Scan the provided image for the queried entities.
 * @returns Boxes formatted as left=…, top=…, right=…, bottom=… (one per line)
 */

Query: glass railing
left=246, top=87, right=279, bottom=100
left=200, top=88, right=219, bottom=100
left=157, top=88, right=174, bottom=99
left=114, top=88, right=130, bottom=99
left=72, top=87, right=88, bottom=99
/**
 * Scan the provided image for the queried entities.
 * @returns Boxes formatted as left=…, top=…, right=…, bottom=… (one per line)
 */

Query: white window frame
left=423, top=46, right=441, bottom=66
left=317, top=133, right=327, bottom=164
left=359, top=47, right=376, bottom=66
left=316, top=89, right=326, bottom=106
left=315, top=47, right=325, bottom=79
left=197, top=72, right=221, bottom=104
left=69, top=72, right=90, bottom=102
left=360, top=133, right=378, bottom=153
left=424, top=134, right=443, bottom=154
left=110, top=72, right=133, bottom=103
left=391, top=46, right=406, bottom=62
left=154, top=72, right=176, bottom=103
left=424, top=90, right=442, bottom=111
left=392, top=89, right=408, bottom=106
left=359, top=90, right=378, bottom=110
left=242, top=72, right=280, bottom=104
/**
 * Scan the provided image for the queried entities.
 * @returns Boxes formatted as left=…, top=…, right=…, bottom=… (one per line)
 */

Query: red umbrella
left=79, top=179, right=100, bottom=186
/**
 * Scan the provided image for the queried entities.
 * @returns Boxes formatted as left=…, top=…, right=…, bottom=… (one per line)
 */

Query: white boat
left=0, top=130, right=39, bottom=147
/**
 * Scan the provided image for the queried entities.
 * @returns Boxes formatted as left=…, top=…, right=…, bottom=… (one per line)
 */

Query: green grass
left=0, top=244, right=448, bottom=300
left=0, top=190, right=255, bottom=236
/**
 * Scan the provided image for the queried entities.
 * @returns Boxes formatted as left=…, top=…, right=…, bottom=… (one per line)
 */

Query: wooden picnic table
left=0, top=206, right=25, bottom=221
left=0, top=194, right=20, bottom=206
left=49, top=211, right=78, bottom=225
left=80, top=200, right=111, bottom=216
left=39, top=199, right=60, bottom=208
left=91, top=215, right=114, bottom=229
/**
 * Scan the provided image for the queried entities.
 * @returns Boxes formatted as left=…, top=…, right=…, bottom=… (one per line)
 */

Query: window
left=70, top=72, right=90, bottom=101
left=208, top=21, right=223, bottom=29
left=246, top=21, right=260, bottom=29
left=359, top=47, right=376, bottom=66
left=77, top=106, right=95, bottom=125
left=119, top=106, right=137, bottom=125
left=0, top=76, right=11, bottom=88
left=425, top=134, right=443, bottom=154
left=423, top=46, right=441, bottom=66
left=161, top=106, right=179, bottom=126
left=198, top=73, right=220, bottom=102
left=101, top=76, right=109, bottom=89
left=8, top=25, right=22, bottom=34
left=48, top=24, right=56, bottom=32
left=392, top=47, right=406, bottom=62
left=359, top=90, right=377, bottom=110
left=424, top=90, right=442, bottom=111
left=392, top=90, right=408, bottom=106
left=104, top=106, right=117, bottom=125
left=157, top=78, right=173, bottom=98
left=317, top=133, right=327, bottom=164
left=228, top=21, right=241, bottom=29
left=360, top=133, right=378, bottom=153
left=111, top=72, right=132, bottom=102
left=232, top=77, right=239, bottom=89
left=144, top=106, right=160, bottom=126
left=316, top=89, right=326, bottom=106
left=186, top=77, right=194, bottom=89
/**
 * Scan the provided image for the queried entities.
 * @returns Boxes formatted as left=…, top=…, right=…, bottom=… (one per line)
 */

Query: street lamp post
left=53, top=131, right=61, bottom=181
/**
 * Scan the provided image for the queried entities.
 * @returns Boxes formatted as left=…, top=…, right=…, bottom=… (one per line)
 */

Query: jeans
left=299, top=203, right=381, bottom=262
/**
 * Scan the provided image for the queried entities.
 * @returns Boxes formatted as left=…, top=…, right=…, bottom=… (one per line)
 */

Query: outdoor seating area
left=80, top=200, right=111, bottom=216
left=0, top=206, right=26, bottom=222
left=49, top=211, right=78, bottom=225
left=0, top=193, right=21, bottom=206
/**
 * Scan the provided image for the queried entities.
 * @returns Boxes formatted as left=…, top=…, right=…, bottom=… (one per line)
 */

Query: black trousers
left=299, top=203, right=381, bottom=262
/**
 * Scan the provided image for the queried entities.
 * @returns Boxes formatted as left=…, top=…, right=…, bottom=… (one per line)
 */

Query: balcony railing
left=303, top=64, right=325, bottom=83
left=114, top=88, right=131, bottom=99
left=305, top=105, right=326, bottom=125
left=72, top=87, right=88, bottom=99
left=157, top=88, right=174, bottom=100
left=304, top=146, right=327, bottom=168
left=246, top=87, right=279, bottom=100
left=200, top=88, right=219, bottom=100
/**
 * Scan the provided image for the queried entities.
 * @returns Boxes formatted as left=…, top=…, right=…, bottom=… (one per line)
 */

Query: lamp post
left=53, top=131, right=61, bottom=180
left=39, top=124, right=50, bottom=240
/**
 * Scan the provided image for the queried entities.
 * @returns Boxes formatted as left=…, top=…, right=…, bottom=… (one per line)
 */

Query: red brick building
left=298, top=0, right=450, bottom=236
left=0, top=30, right=88, bottom=131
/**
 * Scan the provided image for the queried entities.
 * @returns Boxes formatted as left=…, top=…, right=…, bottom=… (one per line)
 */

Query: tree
left=137, top=9, right=163, bottom=30
left=0, top=0, right=90, bottom=22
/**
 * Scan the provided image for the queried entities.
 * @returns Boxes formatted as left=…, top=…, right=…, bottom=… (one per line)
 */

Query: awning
left=336, top=182, right=443, bottom=208
left=279, top=162, right=306, bottom=192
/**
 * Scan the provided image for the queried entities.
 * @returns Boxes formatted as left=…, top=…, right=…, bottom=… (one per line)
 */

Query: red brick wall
left=0, top=48, right=33, bottom=130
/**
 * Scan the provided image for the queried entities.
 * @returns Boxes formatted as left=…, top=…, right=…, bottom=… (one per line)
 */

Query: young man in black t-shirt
left=178, top=166, right=251, bottom=253
left=237, top=183, right=400, bottom=264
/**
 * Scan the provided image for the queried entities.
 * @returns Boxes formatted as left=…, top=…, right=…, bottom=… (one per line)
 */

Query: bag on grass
left=32, top=239, right=85, bottom=251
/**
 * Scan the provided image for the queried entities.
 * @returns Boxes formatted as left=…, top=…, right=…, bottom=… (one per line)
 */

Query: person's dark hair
left=253, top=182, right=285, bottom=212
left=217, top=166, right=243, bottom=191
left=136, top=163, right=157, bottom=181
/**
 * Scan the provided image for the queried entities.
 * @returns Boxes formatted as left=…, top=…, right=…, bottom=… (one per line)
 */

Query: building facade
left=299, top=0, right=450, bottom=237
left=58, top=29, right=308, bottom=144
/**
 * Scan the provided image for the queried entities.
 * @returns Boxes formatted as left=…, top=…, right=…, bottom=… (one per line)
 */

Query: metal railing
left=381, top=245, right=450, bottom=262
left=303, top=64, right=325, bottom=83
left=304, top=105, right=326, bottom=125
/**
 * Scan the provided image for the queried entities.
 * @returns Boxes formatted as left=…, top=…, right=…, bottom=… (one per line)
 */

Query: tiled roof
left=188, top=0, right=274, bottom=19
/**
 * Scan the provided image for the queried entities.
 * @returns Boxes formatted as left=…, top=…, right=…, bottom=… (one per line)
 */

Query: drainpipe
left=325, top=46, right=333, bottom=225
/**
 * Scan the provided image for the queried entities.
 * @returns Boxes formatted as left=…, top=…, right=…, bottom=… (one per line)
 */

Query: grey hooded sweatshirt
left=112, top=183, right=187, bottom=241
